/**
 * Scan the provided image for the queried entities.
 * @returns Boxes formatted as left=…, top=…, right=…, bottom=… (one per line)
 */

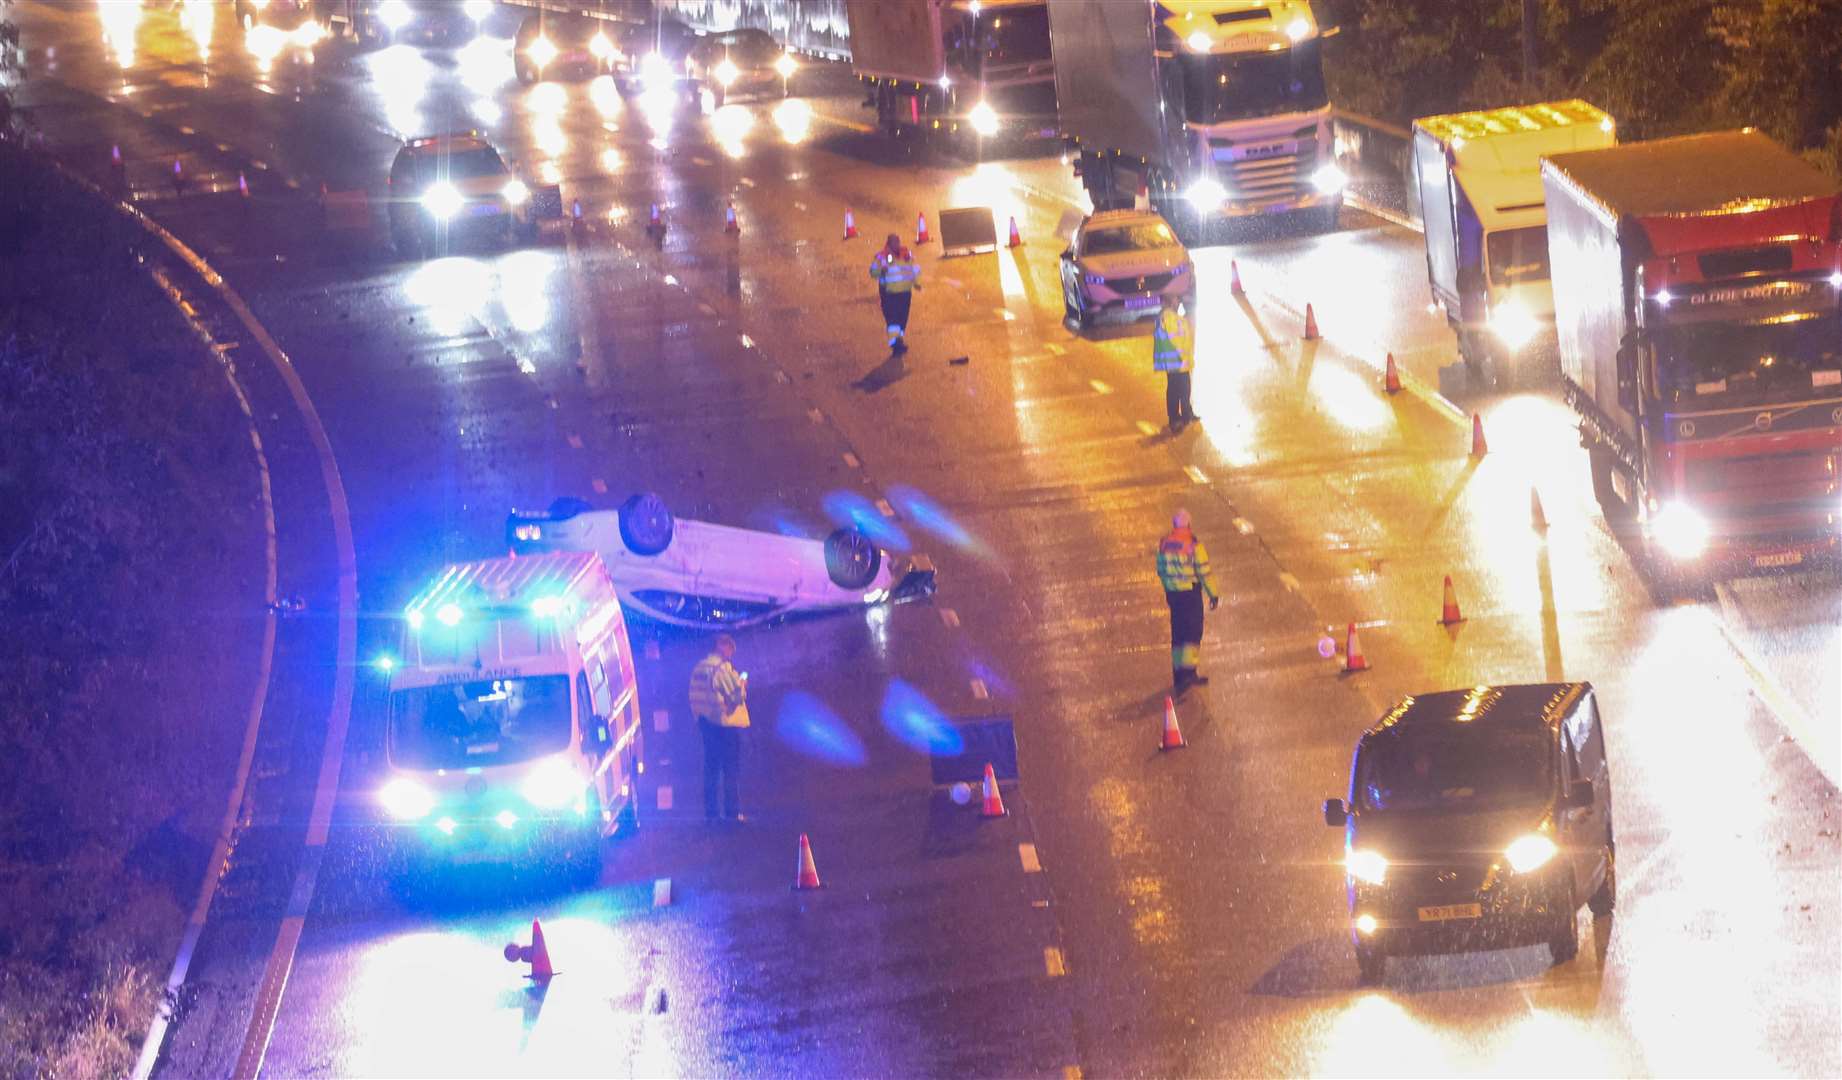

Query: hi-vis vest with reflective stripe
left=1152, top=308, right=1192, bottom=372
left=689, top=653, right=745, bottom=726
left=871, top=251, right=920, bottom=294
left=1157, top=530, right=1217, bottom=596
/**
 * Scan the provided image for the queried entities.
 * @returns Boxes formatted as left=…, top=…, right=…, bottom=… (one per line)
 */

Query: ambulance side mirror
left=1059, top=248, right=1073, bottom=262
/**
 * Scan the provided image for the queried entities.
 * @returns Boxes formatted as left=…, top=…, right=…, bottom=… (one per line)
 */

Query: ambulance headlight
left=521, top=756, right=586, bottom=810
left=1185, top=178, right=1227, bottom=210
left=1651, top=502, right=1710, bottom=560
left=421, top=182, right=464, bottom=221
left=525, top=34, right=557, bottom=69
left=1490, top=299, right=1540, bottom=349
left=1312, top=163, right=1347, bottom=194
left=377, top=0, right=411, bottom=31
left=502, top=179, right=529, bottom=205
left=380, top=777, right=435, bottom=821
left=969, top=101, right=1000, bottom=137
left=714, top=59, right=739, bottom=87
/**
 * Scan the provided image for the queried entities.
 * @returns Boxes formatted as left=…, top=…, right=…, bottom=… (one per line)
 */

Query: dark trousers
left=1164, top=587, right=1205, bottom=682
left=879, top=289, right=912, bottom=334
left=698, top=717, right=742, bottom=819
left=1165, top=370, right=1194, bottom=426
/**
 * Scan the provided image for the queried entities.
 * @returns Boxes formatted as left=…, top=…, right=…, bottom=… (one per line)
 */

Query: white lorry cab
left=381, top=550, right=642, bottom=871
left=1412, top=101, right=1615, bottom=387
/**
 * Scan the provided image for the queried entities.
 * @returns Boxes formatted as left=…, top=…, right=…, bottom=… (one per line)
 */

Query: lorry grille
left=1685, top=451, right=1836, bottom=497
left=1208, top=132, right=1318, bottom=204
left=1104, top=272, right=1174, bottom=293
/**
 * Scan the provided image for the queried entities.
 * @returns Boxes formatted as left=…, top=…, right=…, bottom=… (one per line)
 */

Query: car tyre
left=823, top=528, right=882, bottom=590
left=1355, top=945, right=1385, bottom=986
left=1548, top=906, right=1580, bottom=966
left=617, top=492, right=674, bottom=556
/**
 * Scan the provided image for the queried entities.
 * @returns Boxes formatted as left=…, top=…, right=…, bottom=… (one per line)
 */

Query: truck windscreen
left=1180, top=41, right=1328, bottom=124
left=389, top=676, right=572, bottom=769
left=1652, top=312, right=1842, bottom=409
left=1488, top=227, right=1551, bottom=286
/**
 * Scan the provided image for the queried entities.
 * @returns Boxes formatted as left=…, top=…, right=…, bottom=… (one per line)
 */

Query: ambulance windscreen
left=389, top=675, right=571, bottom=768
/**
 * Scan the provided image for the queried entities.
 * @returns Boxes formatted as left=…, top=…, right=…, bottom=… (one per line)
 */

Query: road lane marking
left=1184, top=465, right=1207, bottom=484
left=591, top=478, right=608, bottom=493
left=652, top=879, right=672, bottom=907
left=178, top=124, right=195, bottom=135
left=739, top=333, right=755, bottom=348
left=1018, top=843, right=1041, bottom=873
left=995, top=307, right=1016, bottom=321
left=1136, top=420, right=1160, bottom=436
left=663, top=274, right=679, bottom=286
left=793, top=201, right=807, bottom=211
left=940, top=608, right=960, bottom=627
left=1089, top=379, right=1112, bottom=394
left=697, top=302, right=716, bottom=316
left=1044, top=947, right=1067, bottom=977
left=566, top=433, right=584, bottom=449
left=1714, top=583, right=1836, bottom=785
left=842, top=452, right=860, bottom=468
left=653, top=709, right=670, bottom=733
left=774, top=369, right=791, bottom=384
left=1045, top=343, right=1065, bottom=356
left=1232, top=517, right=1254, bottom=534
left=657, top=785, right=673, bottom=811
left=807, top=407, right=824, bottom=424
left=875, top=497, right=896, bottom=517
left=970, top=678, right=988, bottom=699
left=1278, top=572, right=1301, bottom=593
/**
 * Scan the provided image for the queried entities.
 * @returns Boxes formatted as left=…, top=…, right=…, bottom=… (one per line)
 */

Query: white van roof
left=1416, top=100, right=1616, bottom=232
left=398, top=551, right=620, bottom=686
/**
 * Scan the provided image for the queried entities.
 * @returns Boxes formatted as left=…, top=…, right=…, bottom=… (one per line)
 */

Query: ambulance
left=380, top=550, right=642, bottom=873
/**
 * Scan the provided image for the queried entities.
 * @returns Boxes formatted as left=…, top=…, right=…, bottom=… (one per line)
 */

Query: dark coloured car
left=386, top=132, right=539, bottom=256
left=1322, top=683, right=1616, bottom=985
left=683, top=27, right=797, bottom=106
left=513, top=10, right=619, bottom=85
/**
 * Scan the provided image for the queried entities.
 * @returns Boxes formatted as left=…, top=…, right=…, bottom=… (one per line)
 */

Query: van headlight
left=714, top=59, right=740, bottom=87
left=1504, top=834, right=1558, bottom=874
left=641, top=52, right=674, bottom=88
left=589, top=32, right=613, bottom=60
left=1185, top=178, right=1227, bottom=211
left=525, top=34, right=557, bottom=69
left=775, top=53, right=797, bottom=79
left=969, top=101, right=1000, bottom=137
left=1490, top=299, right=1541, bottom=349
left=421, top=182, right=464, bottom=220
left=1651, top=502, right=1710, bottom=560
left=1345, top=848, right=1389, bottom=885
left=521, top=756, right=587, bottom=810
left=502, top=179, right=529, bottom=205
left=1312, top=163, right=1347, bottom=194
left=377, top=0, right=411, bottom=30
left=380, top=777, right=435, bottom=821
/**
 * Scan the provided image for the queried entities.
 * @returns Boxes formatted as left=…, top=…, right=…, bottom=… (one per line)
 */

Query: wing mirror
left=1059, top=248, right=1074, bottom=262
left=1323, top=798, right=1348, bottom=827
left=1566, top=779, right=1595, bottom=809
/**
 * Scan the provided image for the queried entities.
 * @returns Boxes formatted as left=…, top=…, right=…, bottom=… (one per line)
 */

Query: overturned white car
left=506, top=494, right=935, bottom=629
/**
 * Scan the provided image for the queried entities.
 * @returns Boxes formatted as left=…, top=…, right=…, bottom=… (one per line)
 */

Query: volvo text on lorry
left=1542, top=131, right=1842, bottom=579
left=380, top=551, right=643, bottom=877
left=1412, top=101, right=1616, bottom=388
left=1050, top=0, right=1343, bottom=232
left=845, top=0, right=1056, bottom=146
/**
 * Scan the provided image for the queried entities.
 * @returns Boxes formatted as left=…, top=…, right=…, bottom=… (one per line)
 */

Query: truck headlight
left=502, top=179, right=529, bottom=205
left=521, top=756, right=586, bottom=810
left=463, top=0, right=491, bottom=21
left=588, top=32, right=613, bottom=60
left=1651, top=502, right=1710, bottom=560
left=1504, top=834, right=1558, bottom=874
left=421, top=182, right=464, bottom=220
left=380, top=777, right=435, bottom=821
left=1490, top=299, right=1540, bottom=349
left=1312, top=163, right=1347, bottom=194
left=525, top=34, right=557, bottom=69
left=641, top=52, right=674, bottom=89
left=1185, top=177, right=1227, bottom=210
left=1345, top=848, right=1389, bottom=885
left=377, top=0, right=411, bottom=31
left=775, top=53, right=797, bottom=79
left=969, top=101, right=999, bottom=137
left=714, top=59, right=739, bottom=87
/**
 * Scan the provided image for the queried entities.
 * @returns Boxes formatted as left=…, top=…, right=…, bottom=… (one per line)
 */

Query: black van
left=1322, top=683, right=1616, bottom=984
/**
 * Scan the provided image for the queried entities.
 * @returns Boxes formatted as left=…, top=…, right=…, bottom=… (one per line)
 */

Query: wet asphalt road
left=13, top=3, right=1841, bottom=1076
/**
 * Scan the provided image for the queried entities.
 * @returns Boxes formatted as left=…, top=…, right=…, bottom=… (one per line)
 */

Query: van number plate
left=1753, top=551, right=1803, bottom=568
left=1417, top=903, right=1482, bottom=922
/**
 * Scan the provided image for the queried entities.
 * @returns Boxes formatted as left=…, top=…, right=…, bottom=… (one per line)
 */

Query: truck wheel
left=617, top=493, right=674, bottom=556
left=1355, top=945, right=1386, bottom=986
left=823, top=528, right=882, bottom=589
left=1588, top=448, right=1635, bottom=526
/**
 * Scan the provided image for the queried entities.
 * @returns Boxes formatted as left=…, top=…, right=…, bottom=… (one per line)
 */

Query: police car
left=386, top=132, right=558, bottom=257
left=506, top=493, right=936, bottom=629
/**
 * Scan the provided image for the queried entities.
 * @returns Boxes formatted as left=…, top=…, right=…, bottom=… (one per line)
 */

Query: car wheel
left=1548, top=906, right=1580, bottom=966
left=617, top=492, right=674, bottom=556
left=823, top=528, right=882, bottom=590
left=1355, top=945, right=1385, bottom=986
left=1588, top=836, right=1617, bottom=917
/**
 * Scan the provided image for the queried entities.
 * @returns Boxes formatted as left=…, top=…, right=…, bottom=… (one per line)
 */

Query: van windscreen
left=389, top=676, right=571, bottom=769
left=1356, top=731, right=1551, bottom=812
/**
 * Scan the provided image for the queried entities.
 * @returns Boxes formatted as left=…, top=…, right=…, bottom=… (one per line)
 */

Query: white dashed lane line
left=1018, top=843, right=1042, bottom=873
left=591, top=478, right=608, bottom=493
left=1232, top=517, right=1254, bottom=534
left=939, top=608, right=960, bottom=627
left=970, top=678, right=989, bottom=699
left=1044, top=947, right=1067, bottom=977
left=652, top=879, right=673, bottom=907
left=842, top=452, right=860, bottom=468
left=656, top=785, right=673, bottom=811
left=1184, top=465, right=1207, bottom=484
left=1089, top=379, right=1112, bottom=394
left=806, top=407, right=824, bottom=424
left=874, top=498, right=896, bottom=517
left=1136, top=420, right=1160, bottom=436
left=566, top=433, right=584, bottom=449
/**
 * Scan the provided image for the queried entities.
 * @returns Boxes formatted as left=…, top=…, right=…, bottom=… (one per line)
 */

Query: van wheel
left=823, top=528, right=882, bottom=589
left=1355, top=945, right=1385, bottom=986
left=617, top=493, right=674, bottom=556
left=1588, top=838, right=1617, bottom=917
left=1548, top=905, right=1580, bottom=966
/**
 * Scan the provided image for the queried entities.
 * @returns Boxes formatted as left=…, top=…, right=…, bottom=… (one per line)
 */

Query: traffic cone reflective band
left=1440, top=575, right=1465, bottom=625
left=843, top=209, right=858, bottom=239
left=1344, top=622, right=1370, bottom=673
left=1007, top=215, right=1022, bottom=248
left=724, top=202, right=740, bottom=235
left=1384, top=352, right=1402, bottom=394
left=1531, top=486, right=1549, bottom=532
left=238, top=171, right=250, bottom=198
left=1160, top=695, right=1186, bottom=750
left=794, top=833, right=822, bottom=890
left=1302, top=303, right=1321, bottom=340
left=1230, top=259, right=1244, bottom=295
left=915, top=212, right=930, bottom=244
left=502, top=918, right=555, bottom=984
left=980, top=763, right=1007, bottom=817
left=1470, top=412, right=1488, bottom=457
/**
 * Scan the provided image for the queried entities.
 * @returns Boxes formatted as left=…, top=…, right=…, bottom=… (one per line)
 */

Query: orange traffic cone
left=1160, top=695, right=1186, bottom=750
left=724, top=202, right=740, bottom=235
left=915, top=212, right=930, bottom=244
left=843, top=209, right=858, bottom=239
left=503, top=918, right=556, bottom=984
left=1439, top=575, right=1465, bottom=625
left=1302, top=303, right=1321, bottom=340
left=1007, top=215, right=1022, bottom=248
left=794, top=833, right=822, bottom=890
left=1343, top=622, right=1370, bottom=673
left=1470, top=412, right=1488, bottom=457
left=1384, top=352, right=1402, bottom=394
left=1530, top=486, right=1549, bottom=532
left=1230, top=259, right=1245, bottom=296
left=980, top=762, right=1007, bottom=817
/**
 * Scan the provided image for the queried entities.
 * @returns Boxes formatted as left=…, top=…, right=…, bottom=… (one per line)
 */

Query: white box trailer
left=844, top=0, right=1056, bottom=144
left=1411, top=100, right=1614, bottom=386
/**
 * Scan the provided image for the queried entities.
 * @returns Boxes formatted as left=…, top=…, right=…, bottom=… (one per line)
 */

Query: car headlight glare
left=1312, top=163, right=1348, bottom=194
left=968, top=101, right=1000, bottom=137
left=589, top=32, right=613, bottom=60
left=526, top=34, right=557, bottom=68
left=521, top=756, right=586, bottom=810
left=377, top=0, right=411, bottom=30
left=775, top=54, right=797, bottom=79
left=1504, top=833, right=1558, bottom=874
left=463, top=0, right=491, bottom=21
left=380, top=777, right=435, bottom=821
left=641, top=52, right=674, bottom=87
left=1185, top=178, right=1227, bottom=211
left=1651, top=501, right=1710, bottom=560
left=714, top=59, right=740, bottom=87
left=1490, top=298, right=1541, bottom=349
left=421, top=182, right=464, bottom=221
left=502, top=179, right=529, bottom=205
left=1345, top=848, right=1389, bottom=885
